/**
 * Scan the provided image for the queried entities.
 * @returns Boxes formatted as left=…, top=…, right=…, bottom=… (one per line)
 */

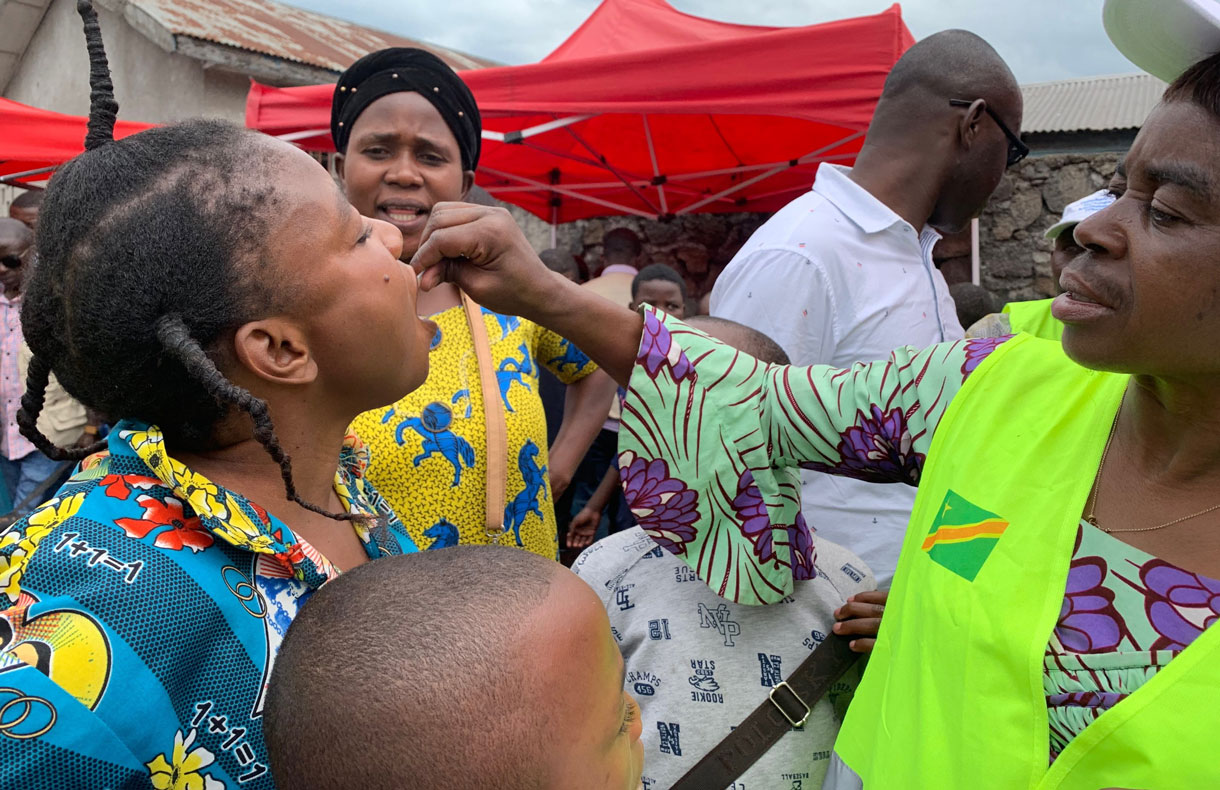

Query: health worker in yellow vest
left=968, top=189, right=1115, bottom=342
left=408, top=29, right=1220, bottom=790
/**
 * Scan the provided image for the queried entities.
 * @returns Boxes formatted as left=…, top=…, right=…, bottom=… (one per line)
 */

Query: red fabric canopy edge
left=0, top=97, right=153, bottom=182
left=246, top=3, right=910, bottom=147
left=246, top=1, right=912, bottom=221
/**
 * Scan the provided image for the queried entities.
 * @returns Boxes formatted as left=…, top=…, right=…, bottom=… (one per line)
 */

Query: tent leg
left=971, top=217, right=980, bottom=286
left=550, top=203, right=559, bottom=248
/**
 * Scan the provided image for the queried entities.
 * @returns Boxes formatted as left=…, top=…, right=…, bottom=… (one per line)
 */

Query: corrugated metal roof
left=1021, top=72, right=1167, bottom=134
left=127, top=0, right=495, bottom=73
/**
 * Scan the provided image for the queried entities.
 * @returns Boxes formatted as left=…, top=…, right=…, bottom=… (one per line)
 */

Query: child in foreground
left=264, top=545, right=645, bottom=790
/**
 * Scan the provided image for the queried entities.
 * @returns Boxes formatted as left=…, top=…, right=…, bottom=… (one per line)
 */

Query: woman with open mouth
left=332, top=48, right=616, bottom=558
left=0, top=3, right=427, bottom=786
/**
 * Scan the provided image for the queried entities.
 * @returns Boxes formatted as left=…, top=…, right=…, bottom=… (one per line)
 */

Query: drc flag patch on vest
left=921, top=490, right=1009, bottom=581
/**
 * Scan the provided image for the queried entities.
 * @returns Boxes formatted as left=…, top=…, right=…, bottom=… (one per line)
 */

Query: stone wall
left=975, top=152, right=1120, bottom=302
left=507, top=151, right=1121, bottom=308
left=507, top=204, right=769, bottom=305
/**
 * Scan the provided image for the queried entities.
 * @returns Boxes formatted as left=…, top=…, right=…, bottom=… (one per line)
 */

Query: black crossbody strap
left=668, top=634, right=860, bottom=790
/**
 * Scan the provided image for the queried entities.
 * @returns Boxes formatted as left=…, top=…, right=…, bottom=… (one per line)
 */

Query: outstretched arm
left=412, top=202, right=1010, bottom=604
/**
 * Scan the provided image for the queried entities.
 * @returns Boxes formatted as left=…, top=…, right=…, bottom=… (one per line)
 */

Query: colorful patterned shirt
left=0, top=419, right=416, bottom=788
left=0, top=294, right=34, bottom=460
left=1047, top=520, right=1220, bottom=760
left=618, top=310, right=1212, bottom=759
left=351, top=306, right=595, bottom=557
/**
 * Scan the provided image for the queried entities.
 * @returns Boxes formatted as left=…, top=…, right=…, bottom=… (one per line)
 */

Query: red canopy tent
left=245, top=0, right=913, bottom=222
left=0, top=97, right=153, bottom=185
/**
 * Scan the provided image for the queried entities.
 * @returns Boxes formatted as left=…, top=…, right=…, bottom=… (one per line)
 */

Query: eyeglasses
left=0, top=255, right=23, bottom=270
left=949, top=99, right=1029, bottom=167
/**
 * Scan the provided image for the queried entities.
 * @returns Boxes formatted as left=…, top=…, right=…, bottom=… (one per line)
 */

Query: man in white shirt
left=711, top=29, right=1024, bottom=586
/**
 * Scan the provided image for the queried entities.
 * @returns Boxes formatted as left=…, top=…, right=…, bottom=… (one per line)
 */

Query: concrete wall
left=4, top=0, right=247, bottom=122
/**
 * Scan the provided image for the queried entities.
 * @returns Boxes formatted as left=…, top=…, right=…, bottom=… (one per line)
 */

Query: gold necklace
left=1085, top=397, right=1220, bottom=534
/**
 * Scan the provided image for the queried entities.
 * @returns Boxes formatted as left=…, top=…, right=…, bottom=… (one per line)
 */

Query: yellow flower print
left=161, top=458, right=230, bottom=521
left=0, top=492, right=86, bottom=604
left=118, top=427, right=161, bottom=456
left=121, top=428, right=229, bottom=519
left=208, top=493, right=275, bottom=554
left=146, top=728, right=225, bottom=790
left=26, top=491, right=87, bottom=530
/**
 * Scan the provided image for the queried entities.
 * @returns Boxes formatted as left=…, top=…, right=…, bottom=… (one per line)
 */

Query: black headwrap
left=331, top=47, right=482, bottom=171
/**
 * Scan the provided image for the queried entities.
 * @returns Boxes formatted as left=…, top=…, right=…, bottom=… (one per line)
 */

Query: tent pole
left=481, top=166, right=656, bottom=218
left=276, top=128, right=330, bottom=142
left=483, top=114, right=595, bottom=143
left=673, top=131, right=865, bottom=214
left=642, top=115, right=668, bottom=215
left=971, top=217, right=981, bottom=286
left=550, top=204, right=558, bottom=248
left=561, top=125, right=662, bottom=216
left=0, top=164, right=58, bottom=184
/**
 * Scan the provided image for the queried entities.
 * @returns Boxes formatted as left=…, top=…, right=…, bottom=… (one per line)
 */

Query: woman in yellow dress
left=331, top=48, right=617, bottom=557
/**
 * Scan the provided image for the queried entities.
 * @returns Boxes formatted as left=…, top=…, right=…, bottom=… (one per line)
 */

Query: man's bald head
left=0, top=218, right=32, bottom=249
left=540, top=247, right=581, bottom=282
left=857, top=30, right=1022, bottom=234
left=0, top=218, right=33, bottom=267
left=266, top=547, right=560, bottom=790
left=879, top=30, right=1019, bottom=116
left=8, top=191, right=41, bottom=232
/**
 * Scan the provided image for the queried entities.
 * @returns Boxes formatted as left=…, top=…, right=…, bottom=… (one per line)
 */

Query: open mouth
left=1052, top=275, right=1116, bottom=323
left=1063, top=291, right=1100, bottom=305
left=384, top=206, right=429, bottom=223
left=379, top=199, right=432, bottom=233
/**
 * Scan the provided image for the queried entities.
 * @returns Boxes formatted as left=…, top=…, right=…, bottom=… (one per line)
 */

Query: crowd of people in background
left=4, top=0, right=1220, bottom=788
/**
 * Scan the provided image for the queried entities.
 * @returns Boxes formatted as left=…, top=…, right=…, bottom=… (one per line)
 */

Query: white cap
left=1045, top=189, right=1117, bottom=240
left=1104, top=0, right=1220, bottom=82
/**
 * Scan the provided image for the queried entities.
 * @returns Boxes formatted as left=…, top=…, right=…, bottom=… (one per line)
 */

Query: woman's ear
left=460, top=170, right=475, bottom=201
left=232, top=318, right=319, bottom=387
left=334, top=152, right=347, bottom=183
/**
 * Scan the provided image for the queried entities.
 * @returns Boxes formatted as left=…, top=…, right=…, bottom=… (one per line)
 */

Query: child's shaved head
left=266, top=546, right=644, bottom=790
left=685, top=315, right=790, bottom=365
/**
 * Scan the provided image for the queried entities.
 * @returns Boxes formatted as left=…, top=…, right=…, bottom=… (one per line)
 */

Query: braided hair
left=20, top=1, right=353, bottom=521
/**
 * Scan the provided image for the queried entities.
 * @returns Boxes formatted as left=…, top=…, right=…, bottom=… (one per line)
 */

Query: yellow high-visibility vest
left=831, top=333, right=1220, bottom=788
left=1002, top=297, right=1064, bottom=341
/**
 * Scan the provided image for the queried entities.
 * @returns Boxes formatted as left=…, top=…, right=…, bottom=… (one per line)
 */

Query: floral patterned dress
left=0, top=419, right=416, bottom=788
left=1048, top=521, right=1220, bottom=759
left=618, top=309, right=1215, bottom=761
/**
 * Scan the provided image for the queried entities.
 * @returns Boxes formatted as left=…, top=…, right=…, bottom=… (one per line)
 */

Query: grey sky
left=288, top=0, right=1135, bottom=84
